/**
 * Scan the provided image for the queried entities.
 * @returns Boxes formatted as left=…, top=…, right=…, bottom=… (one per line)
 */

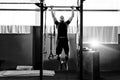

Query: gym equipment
left=48, top=32, right=54, bottom=60
left=82, top=50, right=100, bottom=80
left=0, top=2, right=119, bottom=12
left=43, top=4, right=47, bottom=54
left=40, top=0, right=44, bottom=78
left=48, top=10, right=56, bottom=60
left=0, top=2, right=38, bottom=4
left=79, top=0, right=84, bottom=80
left=0, top=70, right=55, bottom=77
left=48, top=27, right=56, bottom=60
left=0, top=8, right=118, bottom=12
left=33, top=26, right=41, bottom=70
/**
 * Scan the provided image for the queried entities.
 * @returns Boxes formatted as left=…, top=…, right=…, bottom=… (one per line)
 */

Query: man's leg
left=56, top=39, right=62, bottom=70
left=56, top=40, right=62, bottom=61
left=64, top=40, right=69, bottom=70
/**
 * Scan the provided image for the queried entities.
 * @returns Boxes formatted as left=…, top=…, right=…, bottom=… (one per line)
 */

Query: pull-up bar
left=35, top=3, right=79, bottom=8
left=43, top=6, right=78, bottom=8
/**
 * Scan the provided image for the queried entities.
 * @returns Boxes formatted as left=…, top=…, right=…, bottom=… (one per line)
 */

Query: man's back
left=55, top=21, right=70, bottom=38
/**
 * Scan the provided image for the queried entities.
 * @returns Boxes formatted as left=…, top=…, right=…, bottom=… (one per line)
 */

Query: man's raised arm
left=68, top=7, right=74, bottom=22
left=51, top=6, right=57, bottom=22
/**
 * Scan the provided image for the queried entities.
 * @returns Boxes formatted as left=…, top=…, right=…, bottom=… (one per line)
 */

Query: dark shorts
left=56, top=38, right=69, bottom=55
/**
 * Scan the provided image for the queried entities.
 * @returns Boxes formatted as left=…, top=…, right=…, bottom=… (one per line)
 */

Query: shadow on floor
left=43, top=58, right=78, bottom=71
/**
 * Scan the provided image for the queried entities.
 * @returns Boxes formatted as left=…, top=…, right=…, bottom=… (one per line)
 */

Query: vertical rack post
left=40, top=0, right=44, bottom=79
left=80, top=0, right=83, bottom=80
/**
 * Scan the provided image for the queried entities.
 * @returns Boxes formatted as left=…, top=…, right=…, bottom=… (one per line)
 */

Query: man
left=51, top=6, right=74, bottom=70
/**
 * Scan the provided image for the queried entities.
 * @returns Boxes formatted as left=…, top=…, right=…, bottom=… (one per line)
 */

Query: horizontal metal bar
left=46, top=6, right=78, bottom=8
left=0, top=9, right=40, bottom=11
left=35, top=4, right=79, bottom=8
left=83, top=9, right=119, bottom=12
left=48, top=9, right=119, bottom=12
left=0, top=3, right=78, bottom=8
left=0, top=2, right=39, bottom=4
left=0, top=3, right=118, bottom=12
left=0, top=3, right=77, bottom=7
left=0, top=8, right=119, bottom=12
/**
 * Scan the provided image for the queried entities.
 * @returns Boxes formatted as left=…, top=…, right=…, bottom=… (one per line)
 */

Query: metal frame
left=0, top=2, right=38, bottom=4
left=0, top=3, right=119, bottom=12
left=40, top=0, right=43, bottom=80
left=49, top=9, right=119, bottom=12
left=0, top=1, right=82, bottom=80
left=0, top=8, right=118, bottom=12
left=80, top=0, right=83, bottom=80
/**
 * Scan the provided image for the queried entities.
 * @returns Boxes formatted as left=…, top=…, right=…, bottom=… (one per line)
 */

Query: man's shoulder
left=55, top=20, right=59, bottom=25
left=65, top=20, right=71, bottom=24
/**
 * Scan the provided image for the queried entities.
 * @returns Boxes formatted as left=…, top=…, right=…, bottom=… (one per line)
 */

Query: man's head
left=60, top=15, right=64, bottom=22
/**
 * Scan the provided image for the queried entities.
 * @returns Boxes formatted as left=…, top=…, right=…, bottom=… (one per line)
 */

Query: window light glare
left=90, top=40, right=100, bottom=47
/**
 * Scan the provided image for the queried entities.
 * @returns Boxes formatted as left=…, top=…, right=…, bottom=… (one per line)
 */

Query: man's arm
left=51, top=7, right=57, bottom=22
left=68, top=7, right=74, bottom=22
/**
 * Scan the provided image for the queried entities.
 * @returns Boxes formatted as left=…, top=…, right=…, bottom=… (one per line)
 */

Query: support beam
left=80, top=0, right=83, bottom=80
left=0, top=2, right=38, bottom=4
left=83, top=9, right=119, bottom=12
left=0, top=8, right=118, bottom=12
left=0, top=3, right=119, bottom=12
left=40, top=0, right=44, bottom=80
left=0, top=9, right=40, bottom=11
left=48, top=9, right=119, bottom=12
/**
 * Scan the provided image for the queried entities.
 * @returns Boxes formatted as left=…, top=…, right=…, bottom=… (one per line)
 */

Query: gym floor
left=43, top=71, right=120, bottom=80
left=100, top=72, right=120, bottom=80
left=43, top=58, right=120, bottom=80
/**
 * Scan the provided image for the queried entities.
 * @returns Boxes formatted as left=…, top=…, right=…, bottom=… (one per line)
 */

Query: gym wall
left=0, top=26, right=120, bottom=72
left=0, top=33, right=32, bottom=70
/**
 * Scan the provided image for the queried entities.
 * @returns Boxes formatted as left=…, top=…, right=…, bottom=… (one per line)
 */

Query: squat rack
left=38, top=0, right=85, bottom=80
left=0, top=1, right=84, bottom=80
